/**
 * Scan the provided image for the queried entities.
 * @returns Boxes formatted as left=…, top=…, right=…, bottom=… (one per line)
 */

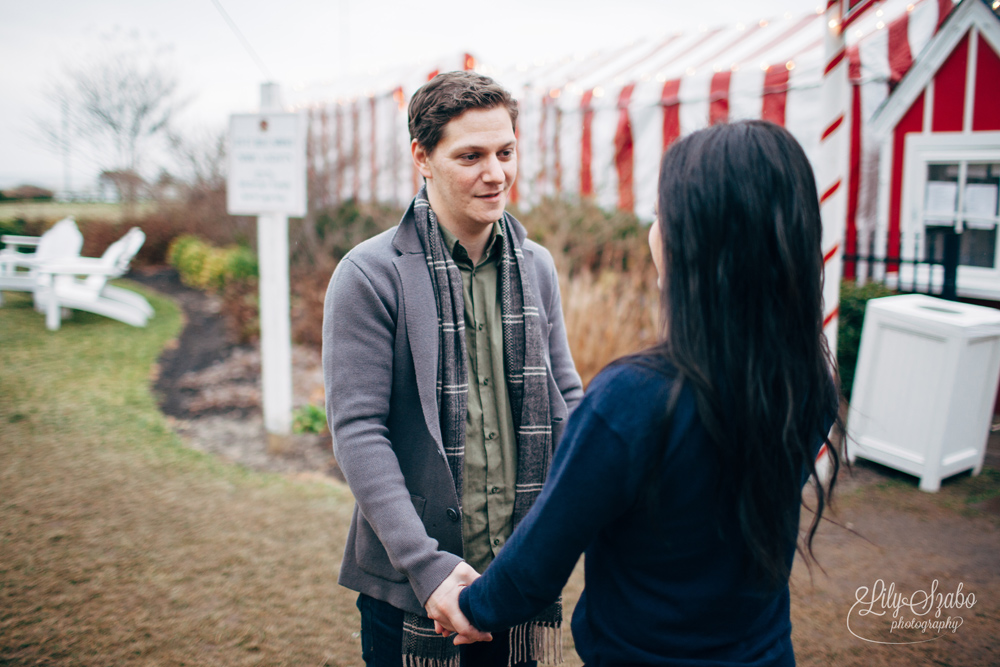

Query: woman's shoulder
left=583, top=355, right=679, bottom=425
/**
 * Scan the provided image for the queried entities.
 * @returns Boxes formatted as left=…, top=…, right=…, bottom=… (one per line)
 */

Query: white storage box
left=847, top=294, right=1000, bottom=491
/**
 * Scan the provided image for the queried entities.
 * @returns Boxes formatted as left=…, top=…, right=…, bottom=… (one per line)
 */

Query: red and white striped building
left=299, top=0, right=1000, bottom=335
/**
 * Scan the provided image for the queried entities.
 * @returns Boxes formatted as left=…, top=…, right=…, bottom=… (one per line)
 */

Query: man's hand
left=425, top=562, right=493, bottom=644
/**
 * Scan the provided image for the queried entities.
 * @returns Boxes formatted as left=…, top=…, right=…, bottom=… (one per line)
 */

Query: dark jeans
left=357, top=593, right=537, bottom=667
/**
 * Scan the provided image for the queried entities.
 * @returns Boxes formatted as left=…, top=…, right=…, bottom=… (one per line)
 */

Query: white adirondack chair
left=0, top=217, right=83, bottom=306
left=34, top=227, right=153, bottom=331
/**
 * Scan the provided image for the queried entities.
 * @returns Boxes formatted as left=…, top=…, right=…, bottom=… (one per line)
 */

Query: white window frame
left=901, top=132, right=1000, bottom=300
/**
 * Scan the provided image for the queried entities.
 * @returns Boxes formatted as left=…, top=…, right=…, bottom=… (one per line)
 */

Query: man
left=322, top=71, right=583, bottom=667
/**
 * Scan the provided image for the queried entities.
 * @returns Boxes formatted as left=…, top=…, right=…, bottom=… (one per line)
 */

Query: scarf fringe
left=509, top=622, right=564, bottom=665
left=403, top=655, right=461, bottom=667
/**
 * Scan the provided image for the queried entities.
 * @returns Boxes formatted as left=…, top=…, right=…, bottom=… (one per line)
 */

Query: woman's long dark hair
left=649, top=120, right=842, bottom=587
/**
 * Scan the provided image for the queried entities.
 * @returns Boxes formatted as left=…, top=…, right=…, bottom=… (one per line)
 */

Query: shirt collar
left=439, top=220, right=504, bottom=265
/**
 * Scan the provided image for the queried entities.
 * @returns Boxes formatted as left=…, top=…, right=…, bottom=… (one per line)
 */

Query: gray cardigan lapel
left=391, top=209, right=444, bottom=450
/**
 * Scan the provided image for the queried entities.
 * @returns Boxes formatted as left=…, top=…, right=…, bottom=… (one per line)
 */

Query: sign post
left=227, top=83, right=305, bottom=438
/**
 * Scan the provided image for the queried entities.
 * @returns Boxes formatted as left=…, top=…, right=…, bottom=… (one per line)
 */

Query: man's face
left=412, top=106, right=517, bottom=234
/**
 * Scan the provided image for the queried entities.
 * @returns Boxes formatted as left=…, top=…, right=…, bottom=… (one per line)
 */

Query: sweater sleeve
left=459, top=375, right=650, bottom=631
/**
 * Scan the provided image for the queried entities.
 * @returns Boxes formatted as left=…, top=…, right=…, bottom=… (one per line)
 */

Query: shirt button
left=491, top=486, right=499, bottom=494
left=482, top=377, right=490, bottom=386
left=493, top=538, right=500, bottom=546
left=488, top=432, right=496, bottom=440
left=478, top=323, right=484, bottom=331
left=446, top=508, right=460, bottom=522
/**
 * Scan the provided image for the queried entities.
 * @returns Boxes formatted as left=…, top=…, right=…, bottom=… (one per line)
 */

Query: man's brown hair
left=408, top=71, right=518, bottom=154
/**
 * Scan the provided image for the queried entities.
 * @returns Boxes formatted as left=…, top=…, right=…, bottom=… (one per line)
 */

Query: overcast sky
left=0, top=0, right=826, bottom=191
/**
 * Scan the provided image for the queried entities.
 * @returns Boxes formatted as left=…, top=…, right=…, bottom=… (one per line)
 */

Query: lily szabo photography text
left=848, top=579, right=979, bottom=644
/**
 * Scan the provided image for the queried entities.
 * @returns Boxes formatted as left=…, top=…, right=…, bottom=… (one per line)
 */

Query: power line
left=209, top=0, right=273, bottom=80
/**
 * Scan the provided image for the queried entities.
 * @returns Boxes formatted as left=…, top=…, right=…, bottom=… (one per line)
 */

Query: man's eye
left=499, top=150, right=514, bottom=159
left=461, top=154, right=479, bottom=161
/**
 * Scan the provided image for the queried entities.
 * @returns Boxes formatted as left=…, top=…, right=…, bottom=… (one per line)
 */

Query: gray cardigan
left=322, top=203, right=583, bottom=615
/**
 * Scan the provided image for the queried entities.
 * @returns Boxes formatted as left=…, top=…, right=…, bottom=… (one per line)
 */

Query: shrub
left=292, top=404, right=328, bottom=434
left=167, top=235, right=258, bottom=291
left=837, top=280, right=896, bottom=399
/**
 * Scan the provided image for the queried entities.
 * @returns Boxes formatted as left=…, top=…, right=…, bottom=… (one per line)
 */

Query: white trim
left=923, top=79, right=935, bottom=133
left=964, top=26, right=979, bottom=133
left=870, top=0, right=1000, bottom=139
left=900, top=131, right=1000, bottom=299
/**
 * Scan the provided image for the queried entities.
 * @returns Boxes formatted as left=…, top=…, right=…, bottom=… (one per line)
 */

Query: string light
left=786, top=60, right=796, bottom=71
left=686, top=66, right=697, bottom=76
left=760, top=61, right=770, bottom=71
left=549, top=89, right=561, bottom=99
left=730, top=63, right=740, bottom=72
left=877, top=20, right=886, bottom=29
left=907, top=3, right=915, bottom=11
left=876, top=8, right=884, bottom=16
left=713, top=64, right=723, bottom=72
left=759, top=19, right=769, bottom=27
left=592, top=86, right=605, bottom=98
left=655, top=72, right=667, bottom=82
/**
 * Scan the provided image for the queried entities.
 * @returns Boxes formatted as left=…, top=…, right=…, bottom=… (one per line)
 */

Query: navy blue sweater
left=459, top=361, right=811, bottom=666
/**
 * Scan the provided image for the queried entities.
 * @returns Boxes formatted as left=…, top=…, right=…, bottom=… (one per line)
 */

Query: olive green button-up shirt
left=439, top=222, right=518, bottom=574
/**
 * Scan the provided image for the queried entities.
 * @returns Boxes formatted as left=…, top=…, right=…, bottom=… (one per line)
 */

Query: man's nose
left=482, top=155, right=505, bottom=183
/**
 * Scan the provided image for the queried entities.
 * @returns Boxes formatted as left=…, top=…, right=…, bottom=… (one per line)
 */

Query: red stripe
left=932, top=32, right=968, bottom=132
left=844, top=83, right=862, bottom=280
left=974, top=34, right=1000, bottom=131
left=615, top=83, right=637, bottom=212
left=662, top=78, right=682, bottom=149
left=821, top=114, right=845, bottom=141
left=820, top=178, right=842, bottom=204
left=335, top=106, right=344, bottom=202
left=841, top=0, right=879, bottom=30
left=824, top=243, right=840, bottom=265
left=936, top=0, right=954, bottom=30
left=847, top=45, right=862, bottom=82
left=888, top=13, right=913, bottom=86
left=509, top=125, right=520, bottom=204
left=761, top=66, right=789, bottom=126
left=554, top=106, right=563, bottom=195
left=823, top=306, right=840, bottom=328
left=538, top=96, right=550, bottom=194
left=427, top=69, right=439, bottom=81
left=463, top=54, right=475, bottom=70
left=370, top=97, right=377, bottom=204
left=824, top=48, right=846, bottom=76
left=352, top=101, right=361, bottom=201
left=580, top=89, right=594, bottom=197
left=709, top=72, right=732, bottom=126
left=815, top=443, right=828, bottom=464
left=889, top=92, right=925, bottom=261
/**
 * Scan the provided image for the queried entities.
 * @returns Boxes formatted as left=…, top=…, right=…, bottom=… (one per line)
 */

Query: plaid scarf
left=402, top=188, right=562, bottom=667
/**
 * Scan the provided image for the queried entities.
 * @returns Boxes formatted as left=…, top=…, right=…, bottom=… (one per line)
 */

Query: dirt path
left=130, top=267, right=343, bottom=482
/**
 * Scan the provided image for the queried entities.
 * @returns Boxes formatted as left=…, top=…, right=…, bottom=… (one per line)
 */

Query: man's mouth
left=476, top=192, right=503, bottom=201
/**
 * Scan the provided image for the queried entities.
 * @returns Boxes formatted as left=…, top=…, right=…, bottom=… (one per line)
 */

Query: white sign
left=227, top=113, right=307, bottom=216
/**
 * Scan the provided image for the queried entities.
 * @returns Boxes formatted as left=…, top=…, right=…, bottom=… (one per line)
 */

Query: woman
left=442, top=120, right=842, bottom=666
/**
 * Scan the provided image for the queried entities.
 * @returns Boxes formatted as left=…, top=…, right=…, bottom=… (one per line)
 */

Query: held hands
left=425, top=561, right=493, bottom=645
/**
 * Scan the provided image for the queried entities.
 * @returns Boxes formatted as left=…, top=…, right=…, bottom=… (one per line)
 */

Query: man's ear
left=411, top=139, right=433, bottom=180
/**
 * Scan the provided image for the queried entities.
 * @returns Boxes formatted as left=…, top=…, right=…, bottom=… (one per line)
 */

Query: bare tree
left=38, top=37, right=188, bottom=207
